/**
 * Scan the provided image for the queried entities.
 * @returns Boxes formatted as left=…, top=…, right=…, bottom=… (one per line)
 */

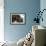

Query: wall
left=40, top=0, right=46, bottom=45
left=40, top=0, right=46, bottom=27
left=0, top=0, right=4, bottom=42
left=4, top=0, right=40, bottom=42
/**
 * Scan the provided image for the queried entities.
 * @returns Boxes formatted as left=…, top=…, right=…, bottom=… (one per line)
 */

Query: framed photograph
left=10, top=13, right=26, bottom=25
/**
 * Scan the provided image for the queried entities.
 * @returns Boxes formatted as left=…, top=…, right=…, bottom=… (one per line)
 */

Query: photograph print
left=10, top=13, right=26, bottom=24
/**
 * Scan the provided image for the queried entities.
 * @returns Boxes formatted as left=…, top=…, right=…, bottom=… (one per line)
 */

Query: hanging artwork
left=10, top=13, right=26, bottom=25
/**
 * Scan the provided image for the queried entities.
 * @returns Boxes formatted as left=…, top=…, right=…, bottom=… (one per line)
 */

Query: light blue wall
left=40, top=0, right=46, bottom=27
left=4, top=0, right=40, bottom=42
left=40, top=0, right=46, bottom=44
